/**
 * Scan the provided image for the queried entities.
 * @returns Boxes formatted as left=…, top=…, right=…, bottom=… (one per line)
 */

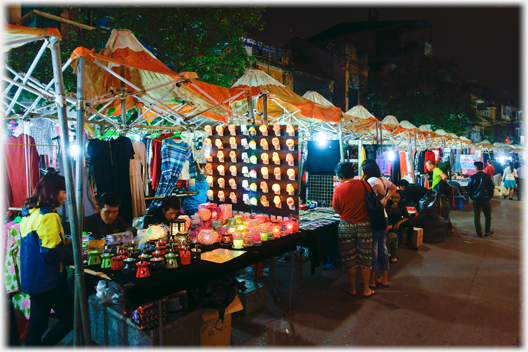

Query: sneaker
left=485, top=231, right=494, bottom=237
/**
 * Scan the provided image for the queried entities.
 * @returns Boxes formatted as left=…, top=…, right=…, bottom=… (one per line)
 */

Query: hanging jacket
left=20, top=206, right=73, bottom=295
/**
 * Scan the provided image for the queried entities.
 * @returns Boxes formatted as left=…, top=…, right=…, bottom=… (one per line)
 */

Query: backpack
left=360, top=179, right=387, bottom=232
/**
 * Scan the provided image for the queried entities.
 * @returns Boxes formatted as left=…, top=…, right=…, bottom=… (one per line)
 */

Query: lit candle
left=229, top=137, right=237, bottom=148
left=242, top=180, right=249, bottom=190
left=287, top=168, right=295, bottom=180
left=260, top=181, right=268, bottom=193
left=216, top=125, right=224, bottom=136
left=286, top=124, right=295, bottom=136
left=273, top=124, right=281, bottom=136
left=272, top=183, right=281, bottom=194
left=229, top=151, right=237, bottom=162
left=272, top=225, right=281, bottom=238
left=229, top=192, right=237, bottom=203
left=286, top=184, right=295, bottom=195
left=286, top=139, right=295, bottom=151
left=260, top=195, right=269, bottom=206
left=204, top=138, right=212, bottom=147
left=207, top=190, right=214, bottom=201
left=260, top=231, right=270, bottom=242
left=249, top=140, right=257, bottom=150
left=260, top=139, right=269, bottom=150
left=286, top=153, right=294, bottom=166
left=233, top=238, right=243, bottom=249
left=261, top=167, right=269, bottom=179
left=217, top=150, right=224, bottom=162
left=229, top=165, right=237, bottom=176
left=218, top=177, right=225, bottom=188
left=217, top=165, right=225, bottom=176
left=204, top=125, right=212, bottom=135
left=259, top=125, right=268, bottom=136
left=287, top=197, right=295, bottom=210
left=249, top=169, right=257, bottom=178
left=261, top=153, right=269, bottom=164
left=274, top=167, right=281, bottom=180
left=250, top=155, right=258, bottom=164
left=273, top=196, right=282, bottom=208
left=228, top=124, right=237, bottom=135
left=215, top=139, right=223, bottom=149
left=249, top=183, right=258, bottom=192
left=218, top=190, right=225, bottom=201
left=242, top=166, right=249, bottom=176
left=272, top=137, right=280, bottom=150
left=229, top=178, right=237, bottom=189
left=272, top=152, right=280, bottom=164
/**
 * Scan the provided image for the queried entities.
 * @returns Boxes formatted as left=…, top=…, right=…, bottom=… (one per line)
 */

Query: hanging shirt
left=29, top=117, right=56, bottom=156
left=424, top=151, right=436, bottom=172
left=150, top=133, right=174, bottom=190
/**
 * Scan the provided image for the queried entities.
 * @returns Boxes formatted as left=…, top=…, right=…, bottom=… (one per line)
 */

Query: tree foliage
left=365, top=56, right=477, bottom=133
left=7, top=6, right=265, bottom=97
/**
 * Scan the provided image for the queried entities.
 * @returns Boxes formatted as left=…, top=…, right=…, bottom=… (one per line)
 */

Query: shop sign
left=242, top=37, right=279, bottom=54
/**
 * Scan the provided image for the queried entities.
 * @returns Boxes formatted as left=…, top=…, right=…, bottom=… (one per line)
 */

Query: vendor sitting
left=395, top=179, right=432, bottom=208
left=83, top=192, right=137, bottom=240
left=142, top=196, right=191, bottom=229
left=386, top=191, right=418, bottom=251
left=182, top=163, right=210, bottom=217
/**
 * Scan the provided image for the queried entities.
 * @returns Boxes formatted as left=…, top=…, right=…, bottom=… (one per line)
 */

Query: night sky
left=253, top=6, right=520, bottom=101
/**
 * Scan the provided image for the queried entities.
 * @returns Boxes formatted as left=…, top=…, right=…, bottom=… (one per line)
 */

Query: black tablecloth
left=84, top=232, right=305, bottom=310
left=300, top=221, right=339, bottom=274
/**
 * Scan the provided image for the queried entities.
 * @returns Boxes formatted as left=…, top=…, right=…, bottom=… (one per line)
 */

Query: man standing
left=426, top=160, right=448, bottom=190
left=484, top=159, right=495, bottom=178
left=467, top=162, right=495, bottom=238
left=515, top=160, right=523, bottom=201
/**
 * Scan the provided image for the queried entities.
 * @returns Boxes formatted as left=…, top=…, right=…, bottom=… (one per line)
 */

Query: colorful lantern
left=218, top=177, right=225, bottom=188
left=204, top=138, right=212, bottom=147
left=242, top=166, right=249, bottom=176
left=272, top=183, right=281, bottom=194
left=206, top=176, right=213, bottom=186
left=273, top=124, right=281, bottom=136
left=250, top=155, right=258, bottom=164
left=286, top=184, right=295, bottom=195
left=259, top=125, right=268, bottom=136
left=286, top=153, right=294, bottom=166
left=243, top=194, right=250, bottom=204
left=229, top=137, right=237, bottom=148
left=217, top=151, right=224, bottom=162
left=261, top=167, right=269, bottom=179
left=272, top=137, right=280, bottom=150
left=260, top=139, right=269, bottom=150
left=228, top=124, right=237, bottom=135
left=287, top=197, right=295, bottom=210
left=229, top=165, right=237, bottom=176
left=215, top=125, right=224, bottom=136
left=286, top=139, right=295, bottom=151
left=272, top=152, right=280, bottom=165
left=261, top=153, right=269, bottom=164
left=204, top=125, right=212, bottom=135
left=242, top=152, right=249, bottom=162
left=273, top=196, right=282, bottom=208
left=241, top=125, right=248, bottom=135
left=218, top=191, right=225, bottom=201
left=249, top=183, right=258, bottom=192
left=197, top=229, right=218, bottom=245
left=260, top=181, right=269, bottom=193
left=274, top=167, right=281, bottom=180
left=260, top=195, right=269, bottom=207
left=215, top=138, right=223, bottom=149
left=229, top=192, right=237, bottom=203
left=205, top=163, right=213, bottom=174
left=229, top=179, right=237, bottom=189
left=249, top=169, right=258, bottom=178
left=206, top=190, right=214, bottom=201
left=286, top=124, right=295, bottom=136
left=198, top=208, right=212, bottom=221
left=229, top=151, right=237, bottom=162
left=217, top=165, right=225, bottom=176
left=287, top=168, right=295, bottom=180
left=242, top=180, right=249, bottom=190
left=249, top=140, right=257, bottom=150
left=250, top=197, right=258, bottom=206
left=249, top=126, right=256, bottom=136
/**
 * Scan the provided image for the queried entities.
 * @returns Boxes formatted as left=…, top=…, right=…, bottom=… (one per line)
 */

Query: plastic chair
left=454, top=195, right=465, bottom=210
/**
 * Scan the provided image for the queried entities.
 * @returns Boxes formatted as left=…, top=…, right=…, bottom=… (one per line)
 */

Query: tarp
left=70, top=29, right=233, bottom=123
left=3, top=24, right=61, bottom=52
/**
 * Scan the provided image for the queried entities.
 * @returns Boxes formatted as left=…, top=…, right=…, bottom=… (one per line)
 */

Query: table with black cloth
left=81, top=232, right=306, bottom=313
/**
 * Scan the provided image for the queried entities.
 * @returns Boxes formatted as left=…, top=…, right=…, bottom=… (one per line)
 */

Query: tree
left=7, top=6, right=265, bottom=98
left=365, top=56, right=477, bottom=133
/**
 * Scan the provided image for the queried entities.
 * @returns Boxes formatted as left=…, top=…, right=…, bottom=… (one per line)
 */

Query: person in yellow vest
left=19, top=173, right=74, bottom=345
left=426, top=160, right=448, bottom=189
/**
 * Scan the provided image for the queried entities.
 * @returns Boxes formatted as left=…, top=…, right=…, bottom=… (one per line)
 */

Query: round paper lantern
left=198, top=209, right=212, bottom=221
left=147, top=225, right=165, bottom=241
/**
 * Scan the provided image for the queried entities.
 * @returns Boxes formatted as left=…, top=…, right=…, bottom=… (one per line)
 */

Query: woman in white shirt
left=361, top=159, right=397, bottom=288
left=502, top=162, right=518, bottom=200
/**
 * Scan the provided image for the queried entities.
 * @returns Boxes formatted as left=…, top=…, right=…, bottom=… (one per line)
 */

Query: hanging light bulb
left=317, top=132, right=327, bottom=146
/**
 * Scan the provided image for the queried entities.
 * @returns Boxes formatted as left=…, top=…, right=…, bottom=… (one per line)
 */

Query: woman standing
left=361, top=159, right=397, bottom=288
left=333, top=162, right=375, bottom=298
left=20, top=173, right=74, bottom=345
left=502, top=162, right=518, bottom=200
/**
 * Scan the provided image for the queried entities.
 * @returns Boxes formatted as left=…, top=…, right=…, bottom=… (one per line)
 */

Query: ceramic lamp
left=273, top=196, right=282, bottom=208
left=217, top=151, right=224, bottom=162
left=274, top=167, right=281, bottom=180
left=272, top=183, right=281, bottom=195
left=272, top=137, right=280, bottom=150
left=229, top=137, right=237, bottom=148
left=206, top=190, right=214, bottom=201
left=286, top=139, right=295, bottom=151
left=229, top=151, right=237, bottom=163
left=242, top=180, right=249, bottom=189
left=261, top=167, right=269, bottom=179
left=243, top=194, right=250, bottom=204
left=287, top=168, right=295, bottom=180
left=272, top=152, right=280, bottom=165
left=286, top=184, right=295, bottom=195
left=204, top=138, right=212, bottom=147
left=206, top=176, right=213, bottom=186
left=229, top=178, right=237, bottom=189
left=217, top=165, right=225, bottom=176
left=286, top=153, right=294, bottom=166
left=205, top=163, right=213, bottom=174
left=228, top=124, right=236, bottom=135
left=261, top=153, right=269, bottom=164
left=259, top=125, right=268, bottom=136
left=218, top=177, right=225, bottom=188
left=204, top=125, right=212, bottom=135
left=287, top=197, right=295, bottom=210
left=250, top=155, right=258, bottom=164
left=250, top=183, right=258, bottom=192
left=218, top=191, right=225, bottom=202
left=249, top=126, right=256, bottom=136
left=242, top=153, right=249, bottom=163
left=286, top=124, right=295, bottom=136
left=229, top=165, right=237, bottom=176
left=249, top=140, right=257, bottom=150
left=273, top=124, right=281, bottom=136
left=250, top=197, right=258, bottom=206
left=260, top=139, right=269, bottom=150
left=229, top=192, right=237, bottom=203
left=197, top=229, right=218, bottom=245
left=249, top=169, right=257, bottom=178
left=215, top=138, right=223, bottom=149
left=260, top=181, right=268, bottom=193
left=233, top=238, right=244, bottom=249
left=216, top=125, right=224, bottom=136
left=260, top=195, right=269, bottom=207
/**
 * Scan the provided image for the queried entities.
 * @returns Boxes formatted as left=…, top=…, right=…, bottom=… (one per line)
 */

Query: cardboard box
left=413, top=227, right=423, bottom=247
left=235, top=278, right=266, bottom=316
left=200, top=294, right=243, bottom=346
left=494, top=186, right=503, bottom=196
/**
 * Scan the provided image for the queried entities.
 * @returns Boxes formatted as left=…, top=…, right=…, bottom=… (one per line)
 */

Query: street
left=232, top=195, right=521, bottom=346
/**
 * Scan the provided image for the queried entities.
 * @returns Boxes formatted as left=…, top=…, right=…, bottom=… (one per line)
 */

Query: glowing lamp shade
left=287, top=168, right=296, bottom=180
left=204, top=125, right=212, bottom=135
left=229, top=137, right=236, bottom=145
left=218, top=191, right=225, bottom=200
left=387, top=150, right=396, bottom=161
left=229, top=192, right=237, bottom=202
left=206, top=176, right=214, bottom=185
left=287, top=197, right=295, bottom=206
left=260, top=139, right=269, bottom=149
left=218, top=178, right=225, bottom=187
left=228, top=124, right=236, bottom=134
left=286, top=184, right=295, bottom=195
left=317, top=132, right=327, bottom=146
left=286, top=153, right=294, bottom=166
left=198, top=229, right=217, bottom=245
left=273, top=196, right=281, bottom=207
left=229, top=179, right=237, bottom=188
left=272, top=183, right=281, bottom=194
left=217, top=165, right=225, bottom=176
left=260, top=181, right=268, bottom=191
left=242, top=166, right=249, bottom=175
left=147, top=225, right=165, bottom=241
left=204, top=138, right=212, bottom=146
left=198, top=208, right=212, bottom=221
left=272, top=152, right=280, bottom=164
left=242, top=180, right=249, bottom=189
left=249, top=140, right=257, bottom=150
left=274, top=167, right=281, bottom=180
left=286, top=139, right=295, bottom=151
left=229, top=151, right=237, bottom=160
left=261, top=167, right=269, bottom=178
left=206, top=190, right=214, bottom=200
left=261, top=153, right=269, bottom=164
left=215, top=125, right=224, bottom=135
left=250, top=155, right=258, bottom=164
left=286, top=124, right=295, bottom=136
left=205, top=163, right=213, bottom=175
left=243, top=194, right=250, bottom=203
left=215, top=139, right=223, bottom=149
left=273, top=124, right=281, bottom=135
left=259, top=125, right=268, bottom=135
left=249, top=183, right=258, bottom=192
left=249, top=169, right=258, bottom=178
left=217, top=151, right=224, bottom=161
left=272, top=137, right=280, bottom=149
left=250, top=197, right=258, bottom=206
left=229, top=165, right=237, bottom=176
left=260, top=195, right=269, bottom=206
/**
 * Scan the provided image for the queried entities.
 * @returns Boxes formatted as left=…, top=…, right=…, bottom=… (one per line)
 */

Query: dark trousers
left=472, top=199, right=492, bottom=235
left=516, top=178, right=521, bottom=200
left=397, top=220, right=413, bottom=242
left=24, top=282, right=74, bottom=346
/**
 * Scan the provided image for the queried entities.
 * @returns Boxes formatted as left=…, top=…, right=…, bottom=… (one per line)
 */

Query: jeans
left=24, top=282, right=74, bottom=346
left=371, top=218, right=389, bottom=272
left=473, top=199, right=492, bottom=235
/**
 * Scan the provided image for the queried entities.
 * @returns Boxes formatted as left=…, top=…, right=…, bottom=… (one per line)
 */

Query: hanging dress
left=130, top=140, right=148, bottom=218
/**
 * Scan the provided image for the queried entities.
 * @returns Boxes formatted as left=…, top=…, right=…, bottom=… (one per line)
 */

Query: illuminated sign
left=243, top=37, right=279, bottom=54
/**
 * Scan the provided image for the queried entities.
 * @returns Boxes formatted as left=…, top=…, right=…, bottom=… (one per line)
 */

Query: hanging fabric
left=424, top=150, right=436, bottom=172
left=130, top=140, right=148, bottom=219
left=4, top=134, right=40, bottom=208
left=150, top=133, right=174, bottom=190
left=147, top=139, right=197, bottom=211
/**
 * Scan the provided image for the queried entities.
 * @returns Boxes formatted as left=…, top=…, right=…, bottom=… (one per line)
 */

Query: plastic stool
left=454, top=195, right=464, bottom=210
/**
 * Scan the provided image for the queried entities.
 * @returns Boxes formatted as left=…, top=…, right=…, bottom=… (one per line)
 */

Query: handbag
left=360, top=179, right=387, bottom=231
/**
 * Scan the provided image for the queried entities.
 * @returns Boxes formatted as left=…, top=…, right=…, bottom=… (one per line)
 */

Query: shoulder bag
left=360, top=179, right=387, bottom=232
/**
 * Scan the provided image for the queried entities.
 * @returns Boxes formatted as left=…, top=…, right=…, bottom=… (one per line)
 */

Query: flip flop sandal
left=343, top=287, right=356, bottom=296
left=375, top=279, right=391, bottom=287
left=390, top=258, right=399, bottom=263
left=362, top=290, right=376, bottom=299
left=361, top=282, right=377, bottom=289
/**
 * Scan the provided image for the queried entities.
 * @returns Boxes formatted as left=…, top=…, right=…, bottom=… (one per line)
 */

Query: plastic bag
left=416, top=192, right=451, bottom=243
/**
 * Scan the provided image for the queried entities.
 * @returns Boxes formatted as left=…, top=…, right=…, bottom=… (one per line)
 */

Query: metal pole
left=262, top=90, right=268, bottom=126
left=246, top=91, right=254, bottom=124
left=49, top=37, right=92, bottom=346
left=414, top=131, right=418, bottom=183
left=338, top=122, right=344, bottom=162
left=120, top=65, right=127, bottom=126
